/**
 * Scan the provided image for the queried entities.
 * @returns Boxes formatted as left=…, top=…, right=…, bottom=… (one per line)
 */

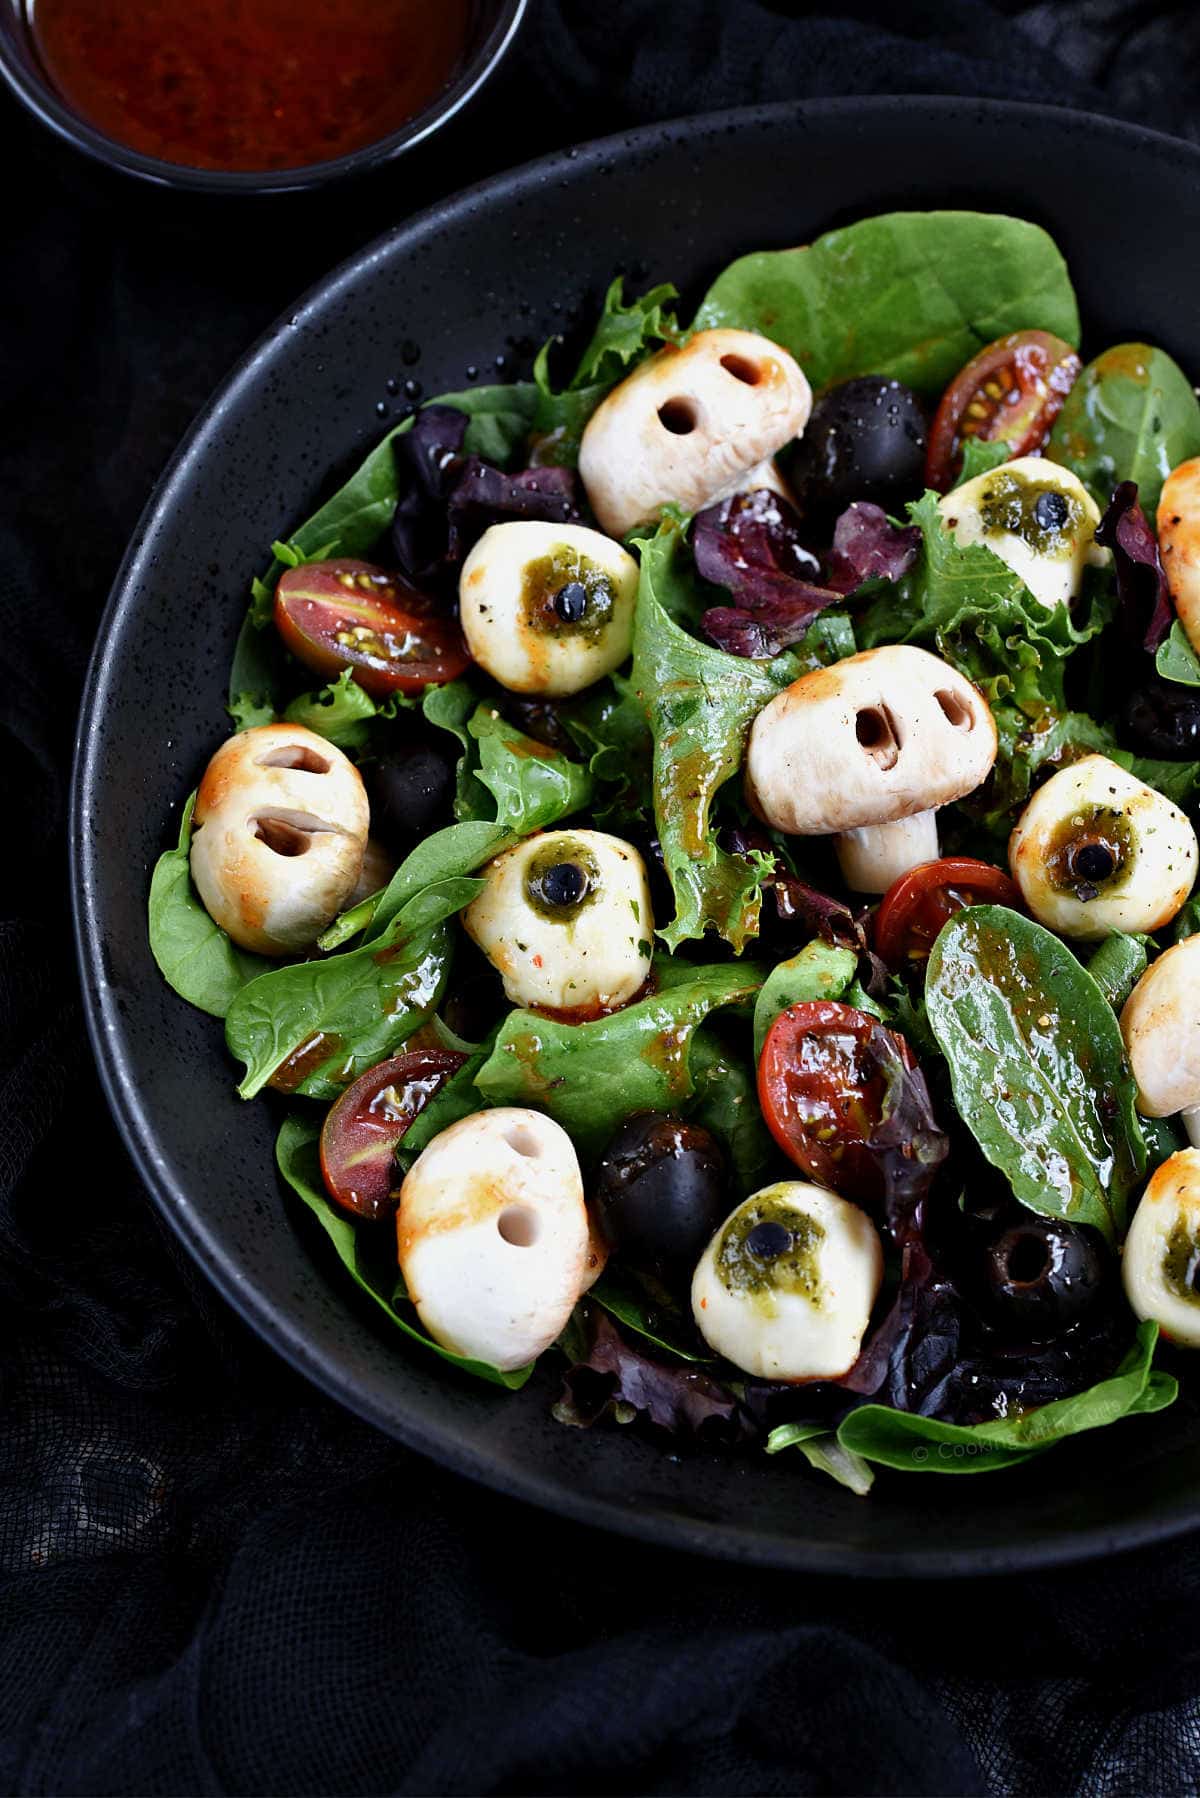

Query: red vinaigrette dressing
left=28, top=0, right=475, bottom=173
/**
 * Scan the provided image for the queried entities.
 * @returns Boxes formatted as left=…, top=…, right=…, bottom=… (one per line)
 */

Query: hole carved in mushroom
left=497, top=1205, right=541, bottom=1247
left=935, top=690, right=974, bottom=732
left=719, top=353, right=762, bottom=386
left=854, top=705, right=902, bottom=771
left=503, top=1124, right=542, bottom=1159
left=253, top=809, right=340, bottom=857
left=256, top=744, right=332, bottom=774
left=657, top=398, right=698, bottom=436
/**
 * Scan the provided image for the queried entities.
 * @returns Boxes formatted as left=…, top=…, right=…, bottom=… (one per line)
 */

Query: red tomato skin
left=275, top=558, right=469, bottom=697
left=873, top=858, right=1021, bottom=968
left=925, top=330, right=1081, bottom=492
left=319, top=1048, right=466, bottom=1220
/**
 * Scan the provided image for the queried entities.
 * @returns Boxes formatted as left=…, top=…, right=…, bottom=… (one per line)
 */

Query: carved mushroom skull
left=1121, top=935, right=1200, bottom=1147
left=189, top=723, right=369, bottom=955
left=578, top=328, right=812, bottom=538
left=744, top=645, right=997, bottom=892
left=1158, top=457, right=1200, bottom=655
left=397, top=1107, right=592, bottom=1370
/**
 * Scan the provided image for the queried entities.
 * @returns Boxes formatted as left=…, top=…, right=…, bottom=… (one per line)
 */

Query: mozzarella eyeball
left=190, top=723, right=369, bottom=955
left=938, top=456, right=1105, bottom=611
left=463, top=828, right=653, bottom=1013
left=691, top=1182, right=883, bottom=1381
left=1008, top=753, right=1198, bottom=940
left=397, top=1108, right=590, bottom=1369
left=1123, top=1149, right=1200, bottom=1348
left=458, top=520, right=638, bottom=697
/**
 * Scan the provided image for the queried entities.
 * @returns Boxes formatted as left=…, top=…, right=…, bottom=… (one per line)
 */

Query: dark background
left=6, top=3, right=1200, bottom=1792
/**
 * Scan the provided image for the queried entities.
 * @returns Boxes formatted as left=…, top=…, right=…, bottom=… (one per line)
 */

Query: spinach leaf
left=687, top=1026, right=776, bottom=1191
left=320, top=820, right=513, bottom=952
left=468, top=703, right=594, bottom=833
left=473, top=961, right=764, bottom=1160
left=394, top=1031, right=499, bottom=1173
left=283, top=668, right=404, bottom=751
left=226, top=877, right=478, bottom=1100
left=1046, top=343, right=1200, bottom=520
left=276, top=1113, right=531, bottom=1389
left=588, top=1264, right=712, bottom=1363
left=752, top=941, right=859, bottom=1061
left=695, top=211, right=1079, bottom=394
left=631, top=522, right=795, bottom=950
left=147, top=793, right=271, bottom=1017
left=1156, top=620, right=1200, bottom=688
left=837, top=1322, right=1174, bottom=1473
left=765, top=1421, right=875, bottom=1496
left=925, top=906, right=1145, bottom=1242
left=1112, top=749, right=1200, bottom=810
left=420, top=678, right=493, bottom=822
left=1086, top=932, right=1149, bottom=1012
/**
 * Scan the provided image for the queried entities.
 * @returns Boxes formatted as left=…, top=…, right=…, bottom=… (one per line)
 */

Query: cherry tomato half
left=275, top=558, right=469, bottom=697
left=757, top=1000, right=917, bottom=1203
left=319, top=1048, right=466, bottom=1220
left=873, top=857, right=1021, bottom=969
left=925, top=330, right=1081, bottom=492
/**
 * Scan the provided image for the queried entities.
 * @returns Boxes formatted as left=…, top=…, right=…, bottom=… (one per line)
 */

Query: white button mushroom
left=1121, top=935, right=1200, bottom=1146
left=1122, top=1149, right=1200, bottom=1348
left=458, top=521, right=638, bottom=697
left=190, top=723, right=369, bottom=955
left=744, top=644, right=997, bottom=892
left=578, top=328, right=812, bottom=539
left=463, top=828, right=653, bottom=1014
left=691, top=1181, right=882, bottom=1380
left=1009, top=755, right=1197, bottom=940
left=938, top=455, right=1106, bottom=611
left=1158, top=458, right=1200, bottom=655
left=397, top=1107, right=591, bottom=1369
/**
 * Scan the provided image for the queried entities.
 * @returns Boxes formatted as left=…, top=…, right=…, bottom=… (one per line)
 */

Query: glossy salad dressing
left=29, top=0, right=473, bottom=172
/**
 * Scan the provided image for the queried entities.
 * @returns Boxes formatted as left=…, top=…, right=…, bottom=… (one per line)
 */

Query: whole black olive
left=367, top=742, right=455, bottom=847
left=784, top=376, right=927, bottom=527
left=981, top=1217, right=1109, bottom=1339
left=1119, top=675, right=1200, bottom=761
left=593, top=1113, right=728, bottom=1269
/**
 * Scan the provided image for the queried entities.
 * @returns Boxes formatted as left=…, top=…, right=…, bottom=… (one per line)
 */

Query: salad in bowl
left=148, top=208, right=1200, bottom=1495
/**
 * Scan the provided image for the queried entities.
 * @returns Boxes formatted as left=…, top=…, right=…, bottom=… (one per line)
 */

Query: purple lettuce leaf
left=825, top=501, right=921, bottom=595
left=1094, top=479, right=1174, bottom=652
left=554, top=1308, right=751, bottom=1444
left=865, top=1028, right=950, bottom=1228
left=445, top=461, right=579, bottom=563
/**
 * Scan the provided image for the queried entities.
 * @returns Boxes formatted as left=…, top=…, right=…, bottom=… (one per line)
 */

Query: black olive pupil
left=1004, top=1231, right=1051, bottom=1286
left=745, top=1220, right=792, bottom=1260
left=553, top=581, right=589, bottom=623
left=538, top=861, right=587, bottom=907
left=1071, top=842, right=1116, bottom=884
left=1033, top=490, right=1070, bottom=531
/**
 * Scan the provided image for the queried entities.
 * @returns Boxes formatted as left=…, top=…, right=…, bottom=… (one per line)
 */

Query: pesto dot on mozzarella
left=691, top=1182, right=883, bottom=1381
left=463, top=828, right=653, bottom=1013
left=937, top=455, right=1105, bottom=611
left=1122, top=1149, right=1200, bottom=1348
left=458, top=520, right=638, bottom=696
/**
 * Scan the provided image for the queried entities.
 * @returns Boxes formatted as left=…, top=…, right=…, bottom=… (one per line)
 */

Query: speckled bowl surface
left=72, top=97, right=1200, bottom=1575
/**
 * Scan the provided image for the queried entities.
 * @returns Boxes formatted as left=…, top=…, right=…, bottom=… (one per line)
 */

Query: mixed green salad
left=150, top=209, right=1200, bottom=1496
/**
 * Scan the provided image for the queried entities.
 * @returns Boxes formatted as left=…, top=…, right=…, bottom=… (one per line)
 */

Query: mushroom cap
left=578, top=328, right=812, bottom=539
left=938, top=455, right=1105, bottom=612
left=691, top=1181, right=882, bottom=1381
left=459, top=520, right=639, bottom=698
left=1158, top=457, right=1200, bottom=658
left=1009, top=754, right=1198, bottom=941
left=1121, top=935, right=1200, bottom=1117
left=397, top=1107, right=589, bottom=1370
left=744, top=644, right=997, bottom=836
left=1122, top=1148, right=1200, bottom=1348
left=190, top=723, right=369, bottom=955
left=463, top=828, right=653, bottom=1013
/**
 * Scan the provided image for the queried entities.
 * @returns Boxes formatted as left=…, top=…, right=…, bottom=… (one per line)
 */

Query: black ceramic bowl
left=0, top=0, right=526, bottom=193
left=72, top=97, right=1200, bottom=1575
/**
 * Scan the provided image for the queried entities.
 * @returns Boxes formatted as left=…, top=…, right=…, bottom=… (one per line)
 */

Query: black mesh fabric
left=6, top=4, right=1200, bottom=1791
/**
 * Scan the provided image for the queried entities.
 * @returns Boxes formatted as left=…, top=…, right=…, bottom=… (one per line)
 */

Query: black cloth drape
left=6, top=4, right=1200, bottom=1792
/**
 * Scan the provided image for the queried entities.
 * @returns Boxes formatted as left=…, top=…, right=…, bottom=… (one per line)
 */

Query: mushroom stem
left=1183, top=1107, right=1200, bottom=1151
left=835, top=809, right=939, bottom=894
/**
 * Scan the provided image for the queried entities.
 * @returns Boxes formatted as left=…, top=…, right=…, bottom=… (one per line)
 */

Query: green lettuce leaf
left=752, top=941, right=859, bottom=1061
left=147, top=793, right=270, bottom=1018
left=532, top=277, right=678, bottom=464
left=468, top=703, right=594, bottom=834
left=283, top=668, right=406, bottom=751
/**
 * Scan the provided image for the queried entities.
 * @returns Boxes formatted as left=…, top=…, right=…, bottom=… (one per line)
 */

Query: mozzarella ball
left=1158, top=458, right=1200, bottom=657
left=691, top=1182, right=882, bottom=1380
left=938, top=456, right=1105, bottom=611
left=458, top=521, right=638, bottom=697
left=1121, top=935, right=1200, bottom=1122
left=190, top=723, right=369, bottom=955
left=1123, top=1149, right=1200, bottom=1348
left=463, top=829, right=653, bottom=1013
left=1008, top=754, right=1197, bottom=940
left=398, top=1108, right=590, bottom=1369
